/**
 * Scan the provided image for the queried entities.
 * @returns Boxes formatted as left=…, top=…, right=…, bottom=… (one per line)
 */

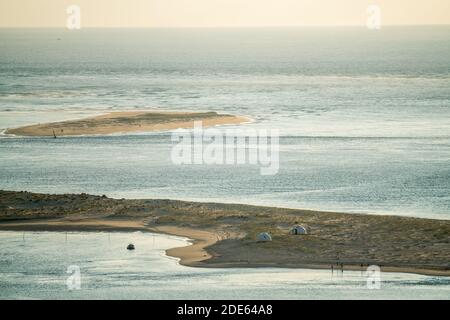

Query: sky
left=0, top=0, right=449, bottom=28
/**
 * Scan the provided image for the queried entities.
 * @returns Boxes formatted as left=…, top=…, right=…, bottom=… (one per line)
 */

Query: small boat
left=127, top=244, right=135, bottom=250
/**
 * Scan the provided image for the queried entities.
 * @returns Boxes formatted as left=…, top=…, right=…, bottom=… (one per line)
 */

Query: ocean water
left=0, top=27, right=449, bottom=219
left=0, top=231, right=449, bottom=300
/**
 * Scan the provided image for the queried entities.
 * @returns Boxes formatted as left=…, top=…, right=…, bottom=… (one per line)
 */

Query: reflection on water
left=0, top=231, right=448, bottom=300
left=1, top=28, right=450, bottom=219
left=1, top=134, right=449, bottom=219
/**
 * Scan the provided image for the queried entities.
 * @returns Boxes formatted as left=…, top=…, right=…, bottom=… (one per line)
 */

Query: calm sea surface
left=1, top=27, right=449, bottom=219
left=0, top=28, right=449, bottom=299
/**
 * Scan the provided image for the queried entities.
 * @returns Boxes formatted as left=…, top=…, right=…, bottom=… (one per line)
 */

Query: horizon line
left=1, top=23, right=449, bottom=29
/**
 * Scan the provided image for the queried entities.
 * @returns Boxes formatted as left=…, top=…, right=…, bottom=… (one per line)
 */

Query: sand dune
left=5, top=111, right=251, bottom=137
left=0, top=190, right=449, bottom=276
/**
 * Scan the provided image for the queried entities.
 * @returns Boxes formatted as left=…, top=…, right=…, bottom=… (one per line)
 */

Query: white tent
left=257, top=232, right=272, bottom=242
left=290, top=225, right=308, bottom=235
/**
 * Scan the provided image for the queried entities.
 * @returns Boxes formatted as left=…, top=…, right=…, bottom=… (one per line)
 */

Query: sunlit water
left=0, top=231, right=448, bottom=300
left=0, top=28, right=449, bottom=299
left=0, top=27, right=449, bottom=219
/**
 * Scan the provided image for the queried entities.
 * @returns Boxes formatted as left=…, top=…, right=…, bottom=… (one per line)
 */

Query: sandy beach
left=4, top=111, right=251, bottom=137
left=0, top=190, right=449, bottom=276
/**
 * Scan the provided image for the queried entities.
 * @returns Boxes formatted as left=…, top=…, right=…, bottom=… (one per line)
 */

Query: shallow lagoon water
left=0, top=231, right=449, bottom=300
